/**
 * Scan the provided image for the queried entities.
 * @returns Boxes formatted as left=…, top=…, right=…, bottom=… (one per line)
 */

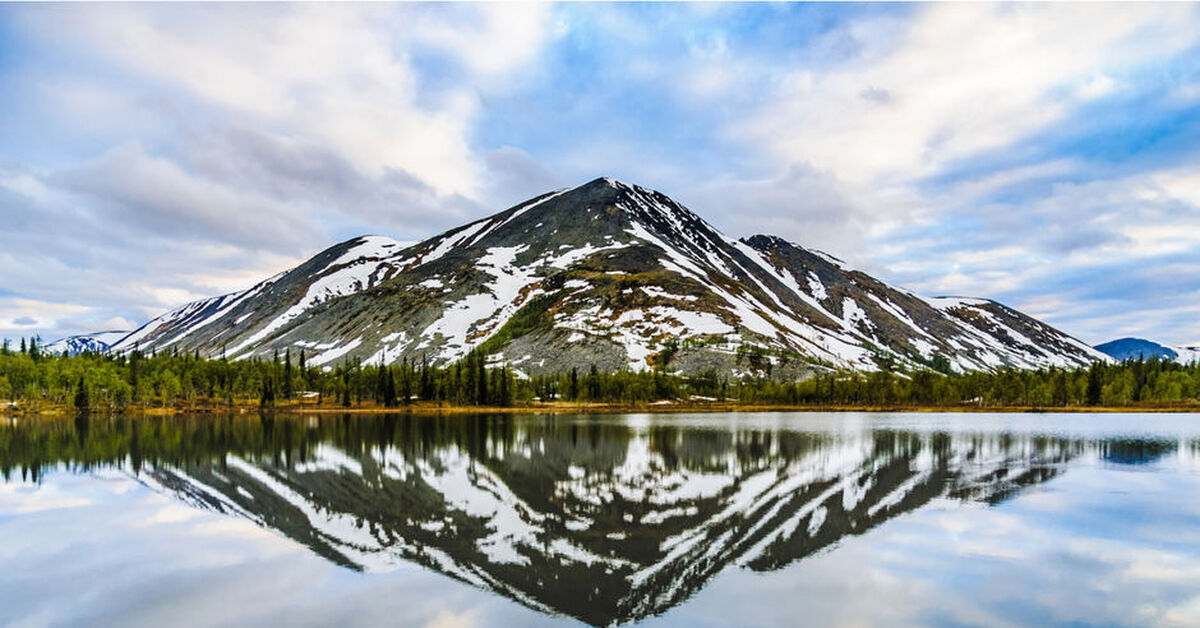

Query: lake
left=2, top=412, right=1199, bottom=627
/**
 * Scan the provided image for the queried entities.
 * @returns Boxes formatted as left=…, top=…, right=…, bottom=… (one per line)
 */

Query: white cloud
left=0, top=4, right=561, bottom=341
left=883, top=165, right=1200, bottom=344
left=23, top=4, right=554, bottom=200
left=685, top=3, right=1200, bottom=344
left=735, top=4, right=1199, bottom=185
left=3, top=2, right=1200, bottom=348
left=406, top=4, right=553, bottom=76
left=59, top=142, right=325, bottom=251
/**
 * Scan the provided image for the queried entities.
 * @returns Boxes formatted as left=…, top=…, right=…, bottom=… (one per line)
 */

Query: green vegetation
left=475, top=289, right=565, bottom=355
left=2, top=337, right=1199, bottom=412
left=0, top=340, right=522, bottom=411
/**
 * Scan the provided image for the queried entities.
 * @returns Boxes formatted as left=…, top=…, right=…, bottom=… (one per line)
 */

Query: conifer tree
left=401, top=360, right=413, bottom=405
left=473, top=354, right=482, bottom=403
left=283, top=349, right=293, bottom=400
left=74, top=376, right=90, bottom=414
left=1086, top=364, right=1103, bottom=406
left=420, top=355, right=433, bottom=400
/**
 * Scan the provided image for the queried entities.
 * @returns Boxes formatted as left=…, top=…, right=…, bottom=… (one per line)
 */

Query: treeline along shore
left=1, top=338, right=1199, bottom=415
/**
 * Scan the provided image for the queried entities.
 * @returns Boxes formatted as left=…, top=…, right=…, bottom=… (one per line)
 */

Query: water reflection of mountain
left=1, top=414, right=1187, bottom=626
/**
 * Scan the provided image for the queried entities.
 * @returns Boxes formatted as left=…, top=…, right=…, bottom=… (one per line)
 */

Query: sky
left=1, top=3, right=1199, bottom=347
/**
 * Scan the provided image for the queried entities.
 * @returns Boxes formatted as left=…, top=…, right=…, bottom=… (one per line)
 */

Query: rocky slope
left=112, top=178, right=1107, bottom=376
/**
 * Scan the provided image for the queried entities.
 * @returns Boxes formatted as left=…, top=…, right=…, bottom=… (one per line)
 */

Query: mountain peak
left=563, top=177, right=673, bottom=208
left=575, top=175, right=632, bottom=191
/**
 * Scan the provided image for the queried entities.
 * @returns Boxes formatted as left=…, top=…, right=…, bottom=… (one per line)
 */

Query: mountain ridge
left=44, top=330, right=131, bottom=355
left=110, top=177, right=1108, bottom=376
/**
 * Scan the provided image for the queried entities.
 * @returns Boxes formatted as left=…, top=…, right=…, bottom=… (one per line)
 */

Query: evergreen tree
left=259, top=374, right=275, bottom=407
left=420, top=355, right=433, bottom=400
left=476, top=353, right=487, bottom=405
left=1086, top=364, right=1103, bottom=406
left=400, top=359, right=413, bottom=405
left=73, top=376, right=90, bottom=414
left=499, top=366, right=511, bottom=406
left=284, top=350, right=295, bottom=400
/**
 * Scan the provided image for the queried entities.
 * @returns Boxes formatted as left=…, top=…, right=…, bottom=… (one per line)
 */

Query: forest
left=1, top=337, right=1199, bottom=413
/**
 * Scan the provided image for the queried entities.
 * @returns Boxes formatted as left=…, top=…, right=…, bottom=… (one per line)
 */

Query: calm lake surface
left=2, top=412, right=1199, bottom=627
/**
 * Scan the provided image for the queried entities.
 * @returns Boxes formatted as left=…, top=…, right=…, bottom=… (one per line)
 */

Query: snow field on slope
left=230, top=240, right=405, bottom=355
left=419, top=241, right=627, bottom=363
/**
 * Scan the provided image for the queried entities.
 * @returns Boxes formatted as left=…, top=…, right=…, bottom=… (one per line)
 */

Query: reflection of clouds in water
left=0, top=480, right=93, bottom=514
left=649, top=464, right=1200, bottom=628
left=4, top=414, right=1200, bottom=627
left=0, top=471, right=558, bottom=628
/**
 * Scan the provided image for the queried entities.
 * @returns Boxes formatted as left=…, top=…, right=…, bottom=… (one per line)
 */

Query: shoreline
left=6, top=400, right=1200, bottom=418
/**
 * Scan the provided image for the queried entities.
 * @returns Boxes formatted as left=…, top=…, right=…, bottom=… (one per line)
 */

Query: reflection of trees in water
left=0, top=414, right=1184, bottom=626
left=1099, top=438, right=1178, bottom=465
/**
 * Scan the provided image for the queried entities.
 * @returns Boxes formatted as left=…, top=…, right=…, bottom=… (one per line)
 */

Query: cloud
left=734, top=4, right=1200, bottom=184
left=481, top=146, right=570, bottom=208
left=684, top=165, right=867, bottom=256
left=694, top=3, right=1200, bottom=344
left=58, top=142, right=325, bottom=252
left=0, top=3, right=560, bottom=341
left=878, top=166, right=1200, bottom=344
left=21, top=4, right=553, bottom=199
left=2, top=3, right=1200, bottom=348
left=175, top=125, right=484, bottom=237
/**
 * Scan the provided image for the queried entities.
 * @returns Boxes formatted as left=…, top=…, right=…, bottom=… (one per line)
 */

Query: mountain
left=111, top=178, right=1107, bottom=376
left=44, top=330, right=131, bottom=355
left=1094, top=337, right=1178, bottom=361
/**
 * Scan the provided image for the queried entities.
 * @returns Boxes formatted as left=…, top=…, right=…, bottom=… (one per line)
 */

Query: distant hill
left=1094, top=337, right=1179, bottom=361
left=44, top=330, right=131, bottom=355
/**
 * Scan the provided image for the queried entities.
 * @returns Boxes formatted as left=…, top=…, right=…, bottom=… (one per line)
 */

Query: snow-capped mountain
left=112, top=178, right=1107, bottom=375
left=134, top=419, right=1079, bottom=626
left=1173, top=346, right=1200, bottom=365
left=44, top=330, right=131, bottom=355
